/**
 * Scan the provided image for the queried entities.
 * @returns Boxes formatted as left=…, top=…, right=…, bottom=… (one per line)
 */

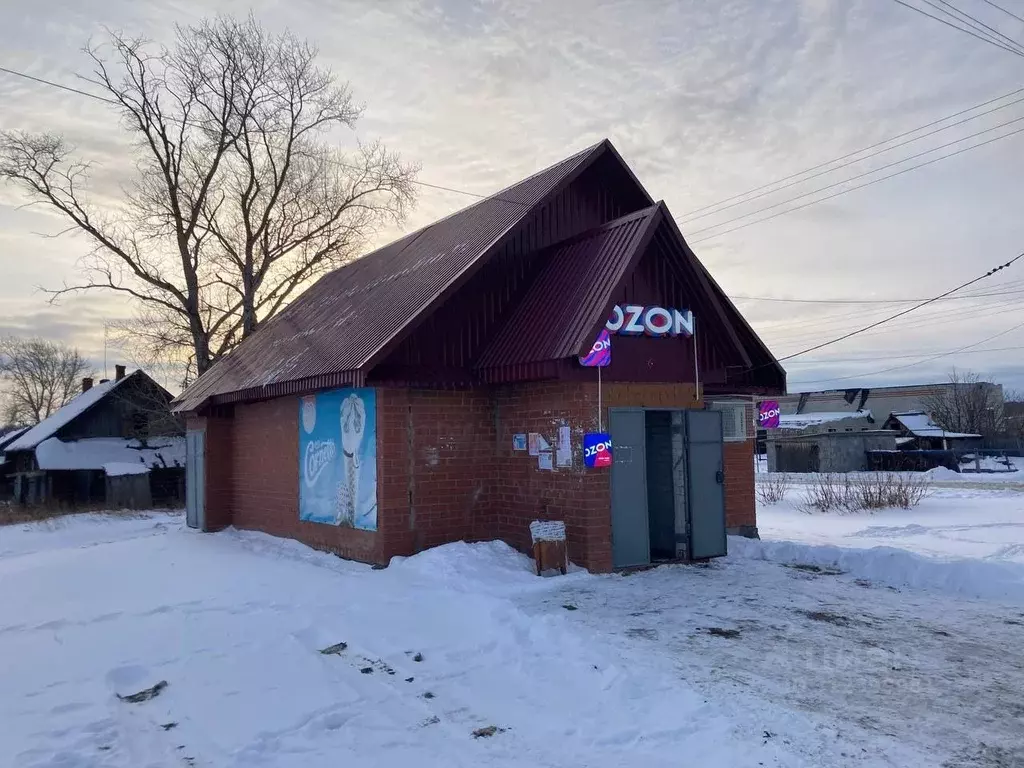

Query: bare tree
left=1002, top=388, right=1024, bottom=439
left=0, top=336, right=94, bottom=425
left=921, top=369, right=1004, bottom=437
left=0, top=15, right=417, bottom=376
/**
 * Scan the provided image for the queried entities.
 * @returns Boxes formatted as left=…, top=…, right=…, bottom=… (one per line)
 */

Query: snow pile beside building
left=386, top=539, right=588, bottom=597
left=729, top=536, right=1024, bottom=604
left=34, top=436, right=185, bottom=472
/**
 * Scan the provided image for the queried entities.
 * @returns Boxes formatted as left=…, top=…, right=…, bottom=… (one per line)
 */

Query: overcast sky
left=1, top=0, right=1023, bottom=393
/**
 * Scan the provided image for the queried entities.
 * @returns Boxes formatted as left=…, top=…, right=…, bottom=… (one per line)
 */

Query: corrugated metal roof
left=476, top=204, right=663, bottom=370
left=173, top=140, right=610, bottom=413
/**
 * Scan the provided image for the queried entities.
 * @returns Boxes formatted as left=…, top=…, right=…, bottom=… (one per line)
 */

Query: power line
left=0, top=65, right=117, bottom=105
left=788, top=318, right=1024, bottom=386
left=763, top=287, right=1024, bottom=341
left=981, top=0, right=1024, bottom=25
left=929, top=0, right=1024, bottom=54
left=755, top=291, right=1024, bottom=339
left=774, top=251, right=1024, bottom=363
left=688, top=113, right=1024, bottom=239
left=785, top=343, right=1024, bottom=364
left=688, top=122, right=1024, bottom=243
left=0, top=63, right=526, bottom=206
left=891, top=0, right=1024, bottom=57
left=678, top=93, right=1024, bottom=225
left=678, top=86, right=1024, bottom=220
left=732, top=287, right=1024, bottom=304
left=771, top=298, right=1024, bottom=349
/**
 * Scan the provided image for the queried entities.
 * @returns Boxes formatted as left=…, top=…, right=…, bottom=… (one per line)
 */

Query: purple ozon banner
left=758, top=400, right=781, bottom=429
left=579, top=329, right=611, bottom=367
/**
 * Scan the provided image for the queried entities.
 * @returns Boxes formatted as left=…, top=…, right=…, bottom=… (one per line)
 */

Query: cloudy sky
left=1, top=0, right=1023, bottom=393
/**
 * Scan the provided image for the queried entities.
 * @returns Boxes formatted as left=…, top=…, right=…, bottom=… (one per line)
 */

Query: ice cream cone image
left=335, top=393, right=366, bottom=525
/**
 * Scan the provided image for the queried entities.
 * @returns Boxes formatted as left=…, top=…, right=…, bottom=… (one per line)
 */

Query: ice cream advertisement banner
left=299, top=388, right=377, bottom=530
left=758, top=400, right=781, bottom=430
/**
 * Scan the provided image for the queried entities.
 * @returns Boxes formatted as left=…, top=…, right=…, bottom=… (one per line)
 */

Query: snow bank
left=729, top=536, right=1024, bottom=604
left=387, top=540, right=588, bottom=596
left=0, top=510, right=180, bottom=559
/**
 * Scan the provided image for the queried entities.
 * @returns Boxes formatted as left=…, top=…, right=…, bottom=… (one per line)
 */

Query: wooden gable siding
left=369, top=153, right=649, bottom=385
left=57, top=376, right=182, bottom=442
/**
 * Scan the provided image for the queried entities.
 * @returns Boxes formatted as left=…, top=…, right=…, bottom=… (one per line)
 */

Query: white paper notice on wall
left=557, top=425, right=571, bottom=467
left=538, top=451, right=553, bottom=471
left=530, top=519, right=566, bottom=543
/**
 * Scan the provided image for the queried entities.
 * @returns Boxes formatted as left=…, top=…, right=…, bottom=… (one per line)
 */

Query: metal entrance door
left=609, top=409, right=649, bottom=568
left=185, top=430, right=205, bottom=530
left=685, top=410, right=727, bottom=558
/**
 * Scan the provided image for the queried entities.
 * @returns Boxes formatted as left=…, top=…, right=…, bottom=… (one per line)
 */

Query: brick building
left=173, top=140, right=785, bottom=572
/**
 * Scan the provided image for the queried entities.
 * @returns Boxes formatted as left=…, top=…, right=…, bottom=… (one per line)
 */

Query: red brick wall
left=489, top=381, right=704, bottom=572
left=724, top=439, right=756, bottom=532
left=377, top=387, right=496, bottom=556
left=186, top=413, right=234, bottom=531
left=190, top=381, right=757, bottom=571
left=228, top=396, right=383, bottom=562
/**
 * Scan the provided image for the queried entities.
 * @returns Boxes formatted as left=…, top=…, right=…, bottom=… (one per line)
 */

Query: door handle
left=716, top=470, right=724, bottom=484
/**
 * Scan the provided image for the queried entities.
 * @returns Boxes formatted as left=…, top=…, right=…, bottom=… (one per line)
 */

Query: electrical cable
left=732, top=286, right=1024, bottom=304
left=677, top=93, right=1024, bottom=225
left=785, top=344, right=1024, bottom=364
left=891, top=0, right=1024, bottom=56
left=788, top=318, right=1024, bottom=386
left=687, top=114, right=1024, bottom=240
left=774, top=251, right=1023, bottom=362
left=688, top=123, right=1024, bottom=243
left=928, top=0, right=1024, bottom=54
left=980, top=0, right=1024, bottom=25
left=678, top=86, right=1024, bottom=220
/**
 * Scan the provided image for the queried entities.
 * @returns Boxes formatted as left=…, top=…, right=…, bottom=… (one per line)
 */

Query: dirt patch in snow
left=799, top=609, right=852, bottom=626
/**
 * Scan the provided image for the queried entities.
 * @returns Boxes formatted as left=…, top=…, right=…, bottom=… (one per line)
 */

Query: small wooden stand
left=530, top=520, right=567, bottom=576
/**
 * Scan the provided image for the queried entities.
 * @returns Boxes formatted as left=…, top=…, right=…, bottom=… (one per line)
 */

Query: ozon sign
left=606, top=304, right=694, bottom=338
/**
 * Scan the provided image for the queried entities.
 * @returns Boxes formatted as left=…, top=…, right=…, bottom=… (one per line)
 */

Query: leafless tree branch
left=0, top=14, right=417, bottom=379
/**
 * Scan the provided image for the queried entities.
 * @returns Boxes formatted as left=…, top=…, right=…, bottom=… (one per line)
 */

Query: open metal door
left=685, top=410, right=727, bottom=559
left=185, top=430, right=205, bottom=530
left=609, top=408, right=649, bottom=568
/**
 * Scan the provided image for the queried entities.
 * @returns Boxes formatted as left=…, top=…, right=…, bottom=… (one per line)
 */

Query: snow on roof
left=35, top=436, right=185, bottom=471
left=0, top=427, right=29, bottom=462
left=889, top=411, right=981, bottom=439
left=0, top=426, right=28, bottom=448
left=778, top=410, right=872, bottom=429
left=103, top=462, right=152, bottom=477
left=5, top=378, right=131, bottom=452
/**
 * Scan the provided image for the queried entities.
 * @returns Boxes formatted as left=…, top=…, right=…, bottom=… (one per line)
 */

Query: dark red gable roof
left=174, top=139, right=783, bottom=412
left=476, top=204, right=663, bottom=371
left=174, top=141, right=628, bottom=412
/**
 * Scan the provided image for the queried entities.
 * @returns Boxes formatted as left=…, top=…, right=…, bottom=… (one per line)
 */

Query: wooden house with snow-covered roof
left=3, top=366, right=185, bottom=508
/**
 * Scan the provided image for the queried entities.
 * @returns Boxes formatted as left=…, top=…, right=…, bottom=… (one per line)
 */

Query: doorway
left=609, top=408, right=727, bottom=569
left=185, top=429, right=205, bottom=530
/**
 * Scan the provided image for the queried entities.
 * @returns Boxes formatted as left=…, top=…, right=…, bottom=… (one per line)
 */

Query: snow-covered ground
left=2, top=511, right=1023, bottom=767
left=757, top=486, right=1024, bottom=563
